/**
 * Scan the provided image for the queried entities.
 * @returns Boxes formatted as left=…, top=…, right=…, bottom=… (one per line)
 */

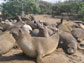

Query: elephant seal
left=59, top=31, right=78, bottom=54
left=56, top=18, right=78, bottom=33
left=31, top=26, right=50, bottom=37
left=0, top=31, right=16, bottom=55
left=71, top=28, right=84, bottom=50
left=71, top=28, right=84, bottom=42
left=11, top=26, right=59, bottom=63
left=31, top=22, right=58, bottom=37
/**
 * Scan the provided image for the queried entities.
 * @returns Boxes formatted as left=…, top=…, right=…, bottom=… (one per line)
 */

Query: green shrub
left=1, top=0, right=40, bottom=18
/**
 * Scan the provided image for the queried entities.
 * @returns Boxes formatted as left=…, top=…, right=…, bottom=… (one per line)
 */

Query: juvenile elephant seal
left=11, top=27, right=59, bottom=63
left=59, top=31, right=78, bottom=54
left=31, top=26, right=50, bottom=37
left=0, top=31, right=16, bottom=55
left=71, top=28, right=84, bottom=42
left=71, top=28, right=84, bottom=50
left=56, top=18, right=78, bottom=33
left=31, top=22, right=58, bottom=37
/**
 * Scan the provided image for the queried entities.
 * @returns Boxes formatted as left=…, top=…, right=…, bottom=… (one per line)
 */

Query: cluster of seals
left=55, top=18, right=84, bottom=54
left=0, top=15, right=84, bottom=63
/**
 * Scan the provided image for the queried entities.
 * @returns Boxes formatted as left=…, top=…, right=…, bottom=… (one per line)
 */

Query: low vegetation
left=0, top=0, right=84, bottom=21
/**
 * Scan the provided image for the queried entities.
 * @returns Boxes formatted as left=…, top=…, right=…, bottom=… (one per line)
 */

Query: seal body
left=59, top=31, right=78, bottom=54
left=72, top=28, right=84, bottom=42
left=11, top=27, right=59, bottom=63
left=0, top=31, right=16, bottom=54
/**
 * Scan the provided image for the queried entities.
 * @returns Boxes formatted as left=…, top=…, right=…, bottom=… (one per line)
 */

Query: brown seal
left=11, top=27, right=59, bottom=63
left=59, top=30, right=78, bottom=54
left=0, top=31, right=15, bottom=55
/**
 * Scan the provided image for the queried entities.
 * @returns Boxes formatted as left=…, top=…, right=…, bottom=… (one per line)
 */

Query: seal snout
left=67, top=48, right=75, bottom=54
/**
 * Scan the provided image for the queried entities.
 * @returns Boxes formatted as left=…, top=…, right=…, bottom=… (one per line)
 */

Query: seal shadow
left=0, top=52, right=36, bottom=62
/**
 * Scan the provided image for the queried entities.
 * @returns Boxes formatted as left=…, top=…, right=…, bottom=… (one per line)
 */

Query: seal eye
left=19, top=29, right=21, bottom=33
left=34, top=21, right=36, bottom=24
